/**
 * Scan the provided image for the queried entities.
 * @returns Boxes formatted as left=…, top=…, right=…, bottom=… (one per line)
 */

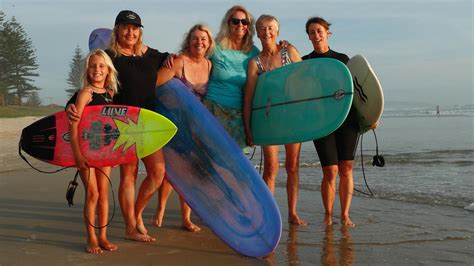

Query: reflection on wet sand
left=264, top=223, right=355, bottom=266
left=339, top=226, right=354, bottom=265
left=321, top=225, right=355, bottom=265
left=264, top=225, right=299, bottom=266
left=287, top=224, right=299, bottom=266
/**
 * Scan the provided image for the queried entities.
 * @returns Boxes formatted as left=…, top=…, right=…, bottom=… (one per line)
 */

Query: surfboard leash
left=357, top=129, right=385, bottom=197
left=18, top=140, right=70, bottom=174
left=18, top=140, right=116, bottom=227
left=357, top=132, right=374, bottom=197
left=82, top=167, right=116, bottom=229
left=18, top=139, right=81, bottom=206
left=66, top=170, right=80, bottom=207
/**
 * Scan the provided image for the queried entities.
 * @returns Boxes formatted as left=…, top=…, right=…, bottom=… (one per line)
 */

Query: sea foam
left=464, top=203, right=474, bottom=211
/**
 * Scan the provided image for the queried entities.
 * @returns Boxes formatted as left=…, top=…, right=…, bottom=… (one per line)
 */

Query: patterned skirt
left=203, top=98, right=246, bottom=148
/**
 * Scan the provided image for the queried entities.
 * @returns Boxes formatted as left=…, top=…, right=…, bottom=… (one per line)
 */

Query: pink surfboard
left=20, top=105, right=177, bottom=167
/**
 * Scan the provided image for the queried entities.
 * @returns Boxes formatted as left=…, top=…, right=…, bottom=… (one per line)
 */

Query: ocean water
left=247, top=103, right=474, bottom=209
left=139, top=103, right=473, bottom=209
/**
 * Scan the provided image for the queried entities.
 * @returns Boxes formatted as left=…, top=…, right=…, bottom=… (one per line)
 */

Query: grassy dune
left=0, top=105, right=64, bottom=118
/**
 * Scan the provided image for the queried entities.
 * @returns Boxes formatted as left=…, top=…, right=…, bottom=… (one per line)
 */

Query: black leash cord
left=18, top=140, right=115, bottom=229
left=83, top=167, right=116, bottom=229
left=356, top=132, right=375, bottom=197
left=18, top=140, right=70, bottom=173
left=356, top=128, right=386, bottom=197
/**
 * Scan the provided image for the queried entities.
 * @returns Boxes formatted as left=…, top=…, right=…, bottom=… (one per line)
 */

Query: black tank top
left=89, top=91, right=113, bottom=106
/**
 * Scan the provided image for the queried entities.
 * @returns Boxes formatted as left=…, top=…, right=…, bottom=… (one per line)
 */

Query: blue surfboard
left=155, top=79, right=282, bottom=257
left=88, top=28, right=112, bottom=51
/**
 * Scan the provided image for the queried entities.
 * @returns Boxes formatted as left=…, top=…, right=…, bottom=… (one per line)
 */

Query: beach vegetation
left=66, top=45, right=84, bottom=97
left=0, top=104, right=63, bottom=118
left=0, top=11, right=41, bottom=107
left=25, top=91, right=42, bottom=106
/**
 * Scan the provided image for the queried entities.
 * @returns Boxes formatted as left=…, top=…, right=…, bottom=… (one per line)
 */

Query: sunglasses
left=229, top=18, right=250, bottom=26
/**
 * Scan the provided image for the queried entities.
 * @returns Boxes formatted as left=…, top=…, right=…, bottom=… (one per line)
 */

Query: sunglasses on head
left=229, top=18, right=250, bottom=26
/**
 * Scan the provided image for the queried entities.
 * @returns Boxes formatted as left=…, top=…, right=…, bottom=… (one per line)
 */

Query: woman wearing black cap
left=67, top=10, right=169, bottom=243
left=109, top=10, right=170, bottom=243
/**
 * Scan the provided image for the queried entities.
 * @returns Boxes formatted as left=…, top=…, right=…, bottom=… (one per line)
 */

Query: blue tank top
left=205, top=45, right=260, bottom=109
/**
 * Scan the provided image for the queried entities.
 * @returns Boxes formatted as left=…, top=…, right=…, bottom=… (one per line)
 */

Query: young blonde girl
left=70, top=49, right=119, bottom=254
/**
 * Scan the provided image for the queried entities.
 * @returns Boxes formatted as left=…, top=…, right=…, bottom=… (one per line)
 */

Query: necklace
left=120, top=48, right=136, bottom=57
left=89, top=85, right=112, bottom=103
left=90, top=84, right=106, bottom=91
left=122, top=51, right=136, bottom=57
left=95, top=90, right=113, bottom=103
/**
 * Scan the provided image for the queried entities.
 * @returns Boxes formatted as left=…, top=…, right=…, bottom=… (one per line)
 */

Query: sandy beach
left=1, top=117, right=473, bottom=265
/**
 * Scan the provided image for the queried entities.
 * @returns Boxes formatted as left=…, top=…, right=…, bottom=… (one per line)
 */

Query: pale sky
left=2, top=0, right=473, bottom=107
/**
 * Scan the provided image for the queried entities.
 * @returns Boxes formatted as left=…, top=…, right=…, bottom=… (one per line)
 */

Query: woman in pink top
left=154, top=24, right=214, bottom=232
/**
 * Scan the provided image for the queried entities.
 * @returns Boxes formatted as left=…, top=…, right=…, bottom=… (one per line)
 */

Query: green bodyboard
left=251, top=58, right=353, bottom=145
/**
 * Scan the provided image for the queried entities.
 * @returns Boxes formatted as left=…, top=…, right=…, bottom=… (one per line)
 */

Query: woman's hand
left=66, top=103, right=81, bottom=123
left=279, top=40, right=291, bottom=48
left=75, top=155, right=89, bottom=172
left=245, top=129, right=255, bottom=147
left=163, top=53, right=178, bottom=69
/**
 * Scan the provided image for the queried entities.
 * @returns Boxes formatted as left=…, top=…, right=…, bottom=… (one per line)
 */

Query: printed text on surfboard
left=101, top=106, right=128, bottom=117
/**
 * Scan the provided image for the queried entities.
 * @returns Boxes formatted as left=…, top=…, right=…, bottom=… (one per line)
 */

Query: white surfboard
left=347, top=54, right=384, bottom=133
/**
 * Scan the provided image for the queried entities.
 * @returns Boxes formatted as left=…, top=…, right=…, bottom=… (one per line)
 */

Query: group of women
left=68, top=6, right=368, bottom=254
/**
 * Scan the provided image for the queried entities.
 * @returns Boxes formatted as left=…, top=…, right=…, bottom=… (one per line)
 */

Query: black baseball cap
left=115, top=10, right=143, bottom=27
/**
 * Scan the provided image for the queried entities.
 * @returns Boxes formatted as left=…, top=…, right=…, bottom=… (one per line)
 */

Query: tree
left=25, top=91, right=42, bottom=106
left=0, top=11, right=7, bottom=106
left=66, top=45, right=84, bottom=97
left=2, top=16, right=40, bottom=106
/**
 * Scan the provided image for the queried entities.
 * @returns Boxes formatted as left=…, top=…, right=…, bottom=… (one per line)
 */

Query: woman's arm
left=287, top=44, right=302, bottom=63
left=242, top=59, right=259, bottom=147
left=156, top=56, right=184, bottom=87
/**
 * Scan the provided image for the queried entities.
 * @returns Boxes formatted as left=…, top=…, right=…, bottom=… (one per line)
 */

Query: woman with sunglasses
left=202, top=5, right=259, bottom=149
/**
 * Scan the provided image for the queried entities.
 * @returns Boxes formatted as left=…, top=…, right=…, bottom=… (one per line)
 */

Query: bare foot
left=86, top=238, right=103, bottom=254
left=125, top=231, right=156, bottom=242
left=136, top=214, right=148, bottom=235
left=99, top=238, right=118, bottom=252
left=341, top=218, right=356, bottom=227
left=289, top=214, right=308, bottom=225
left=136, top=222, right=148, bottom=235
left=323, top=214, right=334, bottom=226
left=183, top=220, right=201, bottom=232
left=151, top=211, right=164, bottom=227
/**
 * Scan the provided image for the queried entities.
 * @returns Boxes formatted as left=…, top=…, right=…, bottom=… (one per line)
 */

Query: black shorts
left=313, top=108, right=360, bottom=167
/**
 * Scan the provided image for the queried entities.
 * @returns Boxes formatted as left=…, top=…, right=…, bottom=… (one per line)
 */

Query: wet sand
left=1, top=117, right=473, bottom=265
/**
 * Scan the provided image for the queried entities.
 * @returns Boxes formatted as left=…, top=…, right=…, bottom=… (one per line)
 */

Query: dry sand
left=0, top=117, right=473, bottom=265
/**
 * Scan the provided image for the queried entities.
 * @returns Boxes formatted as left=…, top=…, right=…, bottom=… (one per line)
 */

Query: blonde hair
left=215, top=5, right=255, bottom=53
left=109, top=24, right=144, bottom=57
left=82, top=49, right=119, bottom=95
left=256, top=14, right=280, bottom=33
left=179, top=24, right=215, bottom=58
